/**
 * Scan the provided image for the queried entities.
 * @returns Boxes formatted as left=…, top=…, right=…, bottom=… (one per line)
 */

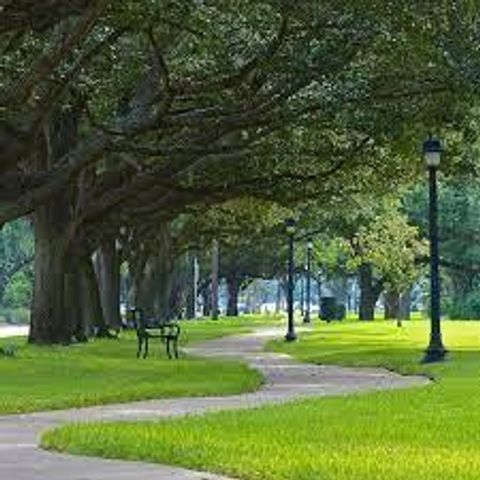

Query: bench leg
left=166, top=339, right=172, bottom=359
left=137, top=336, right=143, bottom=358
left=144, top=337, right=149, bottom=359
left=173, top=338, right=179, bottom=359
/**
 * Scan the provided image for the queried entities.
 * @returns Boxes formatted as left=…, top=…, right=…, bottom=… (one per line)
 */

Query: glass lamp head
left=285, top=218, right=297, bottom=236
left=423, top=136, right=442, bottom=168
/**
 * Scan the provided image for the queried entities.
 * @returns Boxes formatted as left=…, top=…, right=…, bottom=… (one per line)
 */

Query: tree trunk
left=29, top=203, right=71, bottom=344
left=64, top=257, right=87, bottom=343
left=201, top=283, right=211, bottom=317
left=135, top=256, right=170, bottom=319
left=300, top=275, right=305, bottom=316
left=358, top=264, right=382, bottom=321
left=211, top=239, right=219, bottom=319
left=95, top=238, right=121, bottom=329
left=399, top=290, right=411, bottom=321
left=275, top=280, right=282, bottom=313
left=226, top=276, right=240, bottom=317
left=134, top=226, right=174, bottom=320
left=79, top=249, right=108, bottom=337
left=317, top=278, right=322, bottom=318
left=185, top=254, right=198, bottom=319
left=384, top=290, right=400, bottom=320
left=29, top=109, right=80, bottom=344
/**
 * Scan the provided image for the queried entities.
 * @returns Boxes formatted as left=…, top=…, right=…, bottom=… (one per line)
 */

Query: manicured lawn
left=43, top=320, right=480, bottom=480
left=0, top=315, right=277, bottom=414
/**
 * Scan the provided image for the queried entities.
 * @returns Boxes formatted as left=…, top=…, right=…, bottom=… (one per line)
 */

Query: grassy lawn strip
left=0, top=315, right=277, bottom=414
left=43, top=321, right=480, bottom=480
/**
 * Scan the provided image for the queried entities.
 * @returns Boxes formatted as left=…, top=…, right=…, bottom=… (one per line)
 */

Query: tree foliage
left=349, top=199, right=427, bottom=293
left=3, top=1, right=480, bottom=340
left=0, top=219, right=33, bottom=305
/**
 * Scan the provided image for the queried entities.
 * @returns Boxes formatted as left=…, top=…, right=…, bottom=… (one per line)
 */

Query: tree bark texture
left=29, top=108, right=103, bottom=344
left=358, top=263, right=383, bottom=321
left=200, top=283, right=211, bottom=317
left=79, top=249, right=108, bottom=337
left=384, top=290, right=400, bottom=320
left=95, top=238, right=121, bottom=329
left=211, top=239, right=219, bottom=319
left=399, top=290, right=411, bottom=321
left=134, top=225, right=174, bottom=320
left=29, top=197, right=70, bottom=344
left=185, top=254, right=198, bottom=319
left=226, top=275, right=240, bottom=317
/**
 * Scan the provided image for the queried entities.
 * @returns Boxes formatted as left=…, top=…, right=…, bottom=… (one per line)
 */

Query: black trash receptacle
left=320, top=297, right=346, bottom=322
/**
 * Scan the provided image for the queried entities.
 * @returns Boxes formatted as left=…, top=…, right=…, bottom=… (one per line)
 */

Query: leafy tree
left=2, top=1, right=479, bottom=342
left=405, top=178, right=480, bottom=319
left=3, top=271, right=32, bottom=309
left=173, top=197, right=290, bottom=317
left=0, top=219, right=34, bottom=305
left=312, top=237, right=351, bottom=279
left=297, top=194, right=426, bottom=320
left=349, top=199, right=427, bottom=320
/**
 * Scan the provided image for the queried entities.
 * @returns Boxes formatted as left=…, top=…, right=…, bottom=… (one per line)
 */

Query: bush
left=447, top=291, right=480, bottom=320
left=0, top=307, right=30, bottom=324
left=3, top=272, right=32, bottom=309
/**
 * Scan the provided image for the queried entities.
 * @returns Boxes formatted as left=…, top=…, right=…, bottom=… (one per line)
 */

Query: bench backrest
left=128, top=308, right=180, bottom=336
left=127, top=308, right=145, bottom=330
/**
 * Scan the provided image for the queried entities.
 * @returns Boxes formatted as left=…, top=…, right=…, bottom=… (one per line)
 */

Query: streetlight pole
left=285, top=218, right=297, bottom=342
left=317, top=272, right=322, bottom=319
left=300, top=272, right=305, bottom=317
left=423, top=136, right=446, bottom=363
left=304, top=240, right=313, bottom=324
left=186, top=249, right=198, bottom=320
left=211, top=239, right=219, bottom=320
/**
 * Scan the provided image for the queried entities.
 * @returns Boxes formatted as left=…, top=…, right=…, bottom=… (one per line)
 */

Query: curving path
left=0, top=325, right=29, bottom=338
left=0, top=327, right=429, bottom=480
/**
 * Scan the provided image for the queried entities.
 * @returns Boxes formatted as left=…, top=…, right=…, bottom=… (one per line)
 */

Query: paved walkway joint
left=0, top=327, right=429, bottom=479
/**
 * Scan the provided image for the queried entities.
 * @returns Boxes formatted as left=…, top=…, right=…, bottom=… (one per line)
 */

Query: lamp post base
left=285, top=331, right=297, bottom=342
left=303, top=314, right=311, bottom=324
left=422, top=344, right=447, bottom=364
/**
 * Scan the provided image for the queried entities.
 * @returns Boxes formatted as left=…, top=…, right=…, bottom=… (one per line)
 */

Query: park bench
left=128, top=308, right=180, bottom=360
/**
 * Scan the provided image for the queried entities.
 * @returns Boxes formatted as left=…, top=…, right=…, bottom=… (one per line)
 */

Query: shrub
left=447, top=291, right=480, bottom=320
left=3, top=272, right=32, bottom=309
left=0, top=307, right=30, bottom=325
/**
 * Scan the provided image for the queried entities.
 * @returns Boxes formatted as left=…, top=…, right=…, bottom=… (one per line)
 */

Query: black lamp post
left=304, top=240, right=313, bottom=324
left=285, top=218, right=297, bottom=342
left=317, top=271, right=322, bottom=319
left=300, top=271, right=305, bottom=317
left=423, top=136, right=446, bottom=363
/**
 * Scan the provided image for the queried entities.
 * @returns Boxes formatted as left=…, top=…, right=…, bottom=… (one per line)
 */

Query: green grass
left=43, top=320, right=480, bottom=480
left=0, top=315, right=277, bottom=414
left=179, top=314, right=282, bottom=344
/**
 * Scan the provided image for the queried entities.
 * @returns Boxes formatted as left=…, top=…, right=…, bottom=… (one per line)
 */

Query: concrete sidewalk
left=0, top=325, right=28, bottom=338
left=0, top=327, right=430, bottom=480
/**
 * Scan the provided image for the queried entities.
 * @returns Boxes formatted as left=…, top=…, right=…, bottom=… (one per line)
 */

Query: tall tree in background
left=0, top=219, right=34, bottom=306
